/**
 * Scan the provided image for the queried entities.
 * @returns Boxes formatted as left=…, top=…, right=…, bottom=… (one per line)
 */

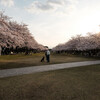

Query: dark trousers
left=46, top=55, right=50, bottom=62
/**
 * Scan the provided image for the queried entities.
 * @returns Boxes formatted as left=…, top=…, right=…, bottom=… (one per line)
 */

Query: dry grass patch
left=0, top=64, right=100, bottom=100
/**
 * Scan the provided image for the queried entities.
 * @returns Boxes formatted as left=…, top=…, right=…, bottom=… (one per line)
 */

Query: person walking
left=45, top=49, right=50, bottom=63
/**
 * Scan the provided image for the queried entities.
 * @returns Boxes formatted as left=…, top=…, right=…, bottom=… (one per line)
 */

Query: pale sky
left=0, top=0, right=100, bottom=48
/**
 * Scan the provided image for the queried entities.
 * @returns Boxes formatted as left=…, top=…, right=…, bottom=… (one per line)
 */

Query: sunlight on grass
left=0, top=53, right=98, bottom=69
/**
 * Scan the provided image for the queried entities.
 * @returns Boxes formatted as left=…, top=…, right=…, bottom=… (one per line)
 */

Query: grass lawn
left=0, top=53, right=98, bottom=69
left=0, top=64, right=100, bottom=100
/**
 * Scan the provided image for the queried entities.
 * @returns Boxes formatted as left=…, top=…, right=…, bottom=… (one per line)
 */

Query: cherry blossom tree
left=0, top=11, right=46, bottom=55
left=53, top=32, right=100, bottom=57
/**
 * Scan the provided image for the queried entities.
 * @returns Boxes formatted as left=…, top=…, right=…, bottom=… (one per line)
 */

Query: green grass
left=0, top=53, right=98, bottom=69
left=0, top=64, right=100, bottom=100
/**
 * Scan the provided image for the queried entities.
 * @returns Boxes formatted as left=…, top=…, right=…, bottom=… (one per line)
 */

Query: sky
left=0, top=0, right=100, bottom=48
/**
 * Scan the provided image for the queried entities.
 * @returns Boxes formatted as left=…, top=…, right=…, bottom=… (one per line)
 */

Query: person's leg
left=48, top=55, right=50, bottom=62
left=46, top=55, right=48, bottom=62
left=47, top=55, right=48, bottom=62
left=47, top=55, right=50, bottom=62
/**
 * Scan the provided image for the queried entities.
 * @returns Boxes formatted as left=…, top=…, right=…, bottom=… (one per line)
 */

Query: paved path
left=0, top=60, right=100, bottom=78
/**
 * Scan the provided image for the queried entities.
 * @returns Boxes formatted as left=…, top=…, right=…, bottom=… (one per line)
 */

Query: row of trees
left=0, top=11, right=46, bottom=55
left=53, top=33, right=100, bottom=57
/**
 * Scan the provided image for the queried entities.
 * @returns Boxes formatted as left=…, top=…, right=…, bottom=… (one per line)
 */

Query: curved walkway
left=0, top=60, right=100, bottom=78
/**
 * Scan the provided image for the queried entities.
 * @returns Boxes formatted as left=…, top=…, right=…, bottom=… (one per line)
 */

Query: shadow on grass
left=0, top=64, right=100, bottom=100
